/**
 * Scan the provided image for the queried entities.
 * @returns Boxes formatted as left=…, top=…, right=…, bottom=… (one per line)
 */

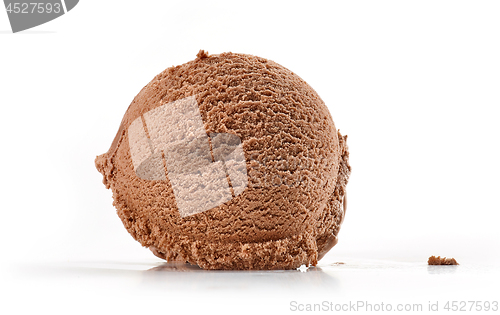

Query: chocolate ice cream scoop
left=95, top=50, right=351, bottom=270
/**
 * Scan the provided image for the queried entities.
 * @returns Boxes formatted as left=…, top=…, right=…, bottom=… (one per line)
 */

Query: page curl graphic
left=128, top=96, right=248, bottom=217
left=3, top=0, right=79, bottom=33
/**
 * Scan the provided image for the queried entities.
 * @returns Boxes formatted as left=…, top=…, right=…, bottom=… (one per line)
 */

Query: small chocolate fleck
left=196, top=50, right=209, bottom=59
left=428, top=255, right=459, bottom=265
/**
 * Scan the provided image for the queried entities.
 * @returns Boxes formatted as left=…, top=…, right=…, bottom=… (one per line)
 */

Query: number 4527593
left=444, top=301, right=498, bottom=312
left=5, top=3, right=62, bottom=14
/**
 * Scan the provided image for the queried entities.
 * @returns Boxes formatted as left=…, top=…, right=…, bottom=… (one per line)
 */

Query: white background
left=1, top=1, right=499, bottom=314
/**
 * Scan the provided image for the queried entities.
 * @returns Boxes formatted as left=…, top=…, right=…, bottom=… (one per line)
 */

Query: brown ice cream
left=95, top=50, right=350, bottom=270
left=428, top=256, right=459, bottom=265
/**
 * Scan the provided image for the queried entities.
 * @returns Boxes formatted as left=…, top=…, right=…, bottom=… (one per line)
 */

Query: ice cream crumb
left=428, top=255, right=459, bottom=265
